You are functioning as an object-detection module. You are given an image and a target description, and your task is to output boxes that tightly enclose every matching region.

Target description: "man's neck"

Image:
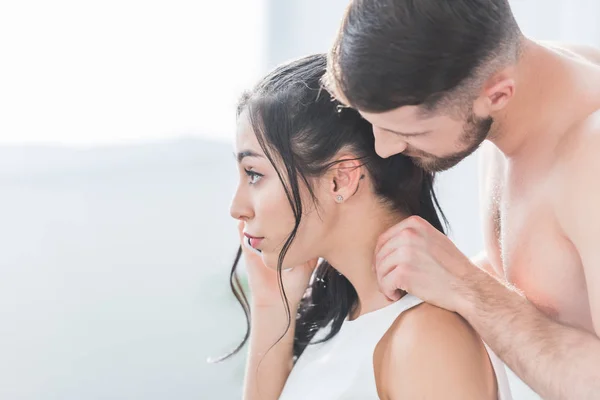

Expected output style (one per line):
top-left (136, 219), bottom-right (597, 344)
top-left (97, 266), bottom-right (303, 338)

top-left (489, 39), bottom-right (591, 159)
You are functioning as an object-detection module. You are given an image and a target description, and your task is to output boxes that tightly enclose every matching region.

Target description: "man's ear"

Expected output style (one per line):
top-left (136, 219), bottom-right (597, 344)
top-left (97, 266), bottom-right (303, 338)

top-left (473, 68), bottom-right (516, 116)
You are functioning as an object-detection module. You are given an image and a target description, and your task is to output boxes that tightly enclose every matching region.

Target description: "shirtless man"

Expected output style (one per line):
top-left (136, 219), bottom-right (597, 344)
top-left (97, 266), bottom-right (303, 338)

top-left (324, 1), bottom-right (600, 399)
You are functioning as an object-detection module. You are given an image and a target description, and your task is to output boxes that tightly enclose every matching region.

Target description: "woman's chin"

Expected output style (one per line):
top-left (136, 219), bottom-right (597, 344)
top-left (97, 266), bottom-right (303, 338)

top-left (261, 251), bottom-right (296, 272)
top-left (259, 252), bottom-right (279, 271)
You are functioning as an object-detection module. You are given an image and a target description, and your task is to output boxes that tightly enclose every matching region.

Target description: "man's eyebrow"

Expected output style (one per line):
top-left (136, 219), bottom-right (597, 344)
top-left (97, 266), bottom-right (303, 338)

top-left (381, 127), bottom-right (431, 137)
top-left (234, 150), bottom-right (264, 163)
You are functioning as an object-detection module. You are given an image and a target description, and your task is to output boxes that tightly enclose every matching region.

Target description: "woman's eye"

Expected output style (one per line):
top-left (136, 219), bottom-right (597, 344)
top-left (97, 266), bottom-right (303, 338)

top-left (244, 169), bottom-right (263, 185)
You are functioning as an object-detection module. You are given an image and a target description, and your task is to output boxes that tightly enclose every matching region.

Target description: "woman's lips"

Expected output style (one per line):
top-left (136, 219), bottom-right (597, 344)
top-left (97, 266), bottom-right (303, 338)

top-left (244, 233), bottom-right (264, 250)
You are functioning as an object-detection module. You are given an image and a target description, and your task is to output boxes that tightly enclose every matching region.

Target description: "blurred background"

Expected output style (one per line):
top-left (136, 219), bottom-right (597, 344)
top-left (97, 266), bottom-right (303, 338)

top-left (1, 0), bottom-right (598, 398)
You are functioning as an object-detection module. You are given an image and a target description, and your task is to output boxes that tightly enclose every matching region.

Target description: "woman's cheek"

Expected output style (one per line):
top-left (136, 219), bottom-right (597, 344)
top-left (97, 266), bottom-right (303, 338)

top-left (258, 188), bottom-right (295, 253)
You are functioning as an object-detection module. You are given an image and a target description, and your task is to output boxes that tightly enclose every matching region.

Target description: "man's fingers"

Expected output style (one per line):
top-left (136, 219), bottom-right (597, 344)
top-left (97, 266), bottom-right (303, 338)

top-left (375, 216), bottom-right (427, 254)
top-left (375, 224), bottom-right (405, 255)
top-left (374, 249), bottom-right (400, 282)
top-left (375, 237), bottom-right (402, 269)
top-left (374, 229), bottom-right (422, 269)
top-left (375, 252), bottom-right (413, 299)
top-left (379, 268), bottom-right (406, 301)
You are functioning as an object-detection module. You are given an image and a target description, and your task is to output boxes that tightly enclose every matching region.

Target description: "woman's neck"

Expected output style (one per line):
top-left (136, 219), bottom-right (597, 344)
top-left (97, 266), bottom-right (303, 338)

top-left (322, 205), bottom-right (407, 319)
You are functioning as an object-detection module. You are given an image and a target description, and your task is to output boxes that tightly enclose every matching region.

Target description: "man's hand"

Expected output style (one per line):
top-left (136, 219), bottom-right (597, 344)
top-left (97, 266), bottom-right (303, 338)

top-left (374, 215), bottom-right (492, 315)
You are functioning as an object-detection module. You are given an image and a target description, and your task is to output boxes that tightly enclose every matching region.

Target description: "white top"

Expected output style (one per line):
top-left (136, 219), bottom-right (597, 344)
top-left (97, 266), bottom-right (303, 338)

top-left (280, 294), bottom-right (512, 400)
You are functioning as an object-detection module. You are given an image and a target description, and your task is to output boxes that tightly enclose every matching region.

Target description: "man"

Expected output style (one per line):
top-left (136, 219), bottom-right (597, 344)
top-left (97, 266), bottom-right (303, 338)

top-left (324, 1), bottom-right (600, 399)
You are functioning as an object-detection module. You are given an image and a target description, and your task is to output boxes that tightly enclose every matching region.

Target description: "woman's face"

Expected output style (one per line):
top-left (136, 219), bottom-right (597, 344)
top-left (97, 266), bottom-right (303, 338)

top-left (230, 112), bottom-right (337, 270)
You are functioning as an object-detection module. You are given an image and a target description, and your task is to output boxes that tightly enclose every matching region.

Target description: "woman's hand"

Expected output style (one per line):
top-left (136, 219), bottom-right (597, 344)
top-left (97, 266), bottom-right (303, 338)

top-left (237, 222), bottom-right (317, 400)
top-left (238, 221), bottom-right (318, 309)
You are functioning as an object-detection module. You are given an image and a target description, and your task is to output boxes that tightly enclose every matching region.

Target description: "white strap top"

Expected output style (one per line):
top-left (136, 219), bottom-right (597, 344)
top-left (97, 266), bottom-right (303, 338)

top-left (279, 294), bottom-right (512, 399)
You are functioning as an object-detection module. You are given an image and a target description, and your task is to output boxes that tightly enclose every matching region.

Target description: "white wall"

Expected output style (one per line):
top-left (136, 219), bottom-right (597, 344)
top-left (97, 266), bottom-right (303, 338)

top-left (511, 0), bottom-right (600, 45)
top-left (0, 0), bottom-right (265, 146)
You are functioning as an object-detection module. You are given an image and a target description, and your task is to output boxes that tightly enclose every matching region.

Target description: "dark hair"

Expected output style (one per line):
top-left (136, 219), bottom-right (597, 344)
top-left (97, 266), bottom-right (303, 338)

top-left (325, 0), bottom-right (522, 113)
top-left (218, 54), bottom-right (446, 362)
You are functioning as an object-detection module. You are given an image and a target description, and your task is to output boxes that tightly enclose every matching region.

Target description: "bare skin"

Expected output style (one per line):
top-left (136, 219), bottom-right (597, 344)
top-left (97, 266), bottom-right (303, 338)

top-left (480, 41), bottom-right (600, 333)
top-left (365, 40), bottom-right (600, 400)
top-left (373, 302), bottom-right (497, 399)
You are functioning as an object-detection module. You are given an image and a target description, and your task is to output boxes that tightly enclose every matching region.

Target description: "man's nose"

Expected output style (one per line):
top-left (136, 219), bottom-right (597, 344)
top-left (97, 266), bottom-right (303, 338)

top-left (373, 127), bottom-right (408, 158)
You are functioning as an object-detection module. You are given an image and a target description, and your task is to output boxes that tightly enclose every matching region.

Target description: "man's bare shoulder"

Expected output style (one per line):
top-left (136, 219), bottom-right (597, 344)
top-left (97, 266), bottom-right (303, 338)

top-left (557, 109), bottom-right (600, 163)
top-left (554, 109), bottom-right (600, 215)
top-left (541, 40), bottom-right (600, 66)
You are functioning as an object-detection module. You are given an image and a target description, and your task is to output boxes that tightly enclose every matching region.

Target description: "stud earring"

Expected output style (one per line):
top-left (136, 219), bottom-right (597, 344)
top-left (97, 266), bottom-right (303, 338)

top-left (335, 195), bottom-right (344, 203)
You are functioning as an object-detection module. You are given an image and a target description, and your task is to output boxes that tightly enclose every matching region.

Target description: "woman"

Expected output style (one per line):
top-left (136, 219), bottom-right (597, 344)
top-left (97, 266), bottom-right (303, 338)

top-left (224, 54), bottom-right (511, 399)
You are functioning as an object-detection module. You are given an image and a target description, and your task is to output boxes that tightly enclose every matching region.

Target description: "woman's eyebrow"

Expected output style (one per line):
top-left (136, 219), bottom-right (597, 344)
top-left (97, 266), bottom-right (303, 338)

top-left (234, 150), bottom-right (265, 163)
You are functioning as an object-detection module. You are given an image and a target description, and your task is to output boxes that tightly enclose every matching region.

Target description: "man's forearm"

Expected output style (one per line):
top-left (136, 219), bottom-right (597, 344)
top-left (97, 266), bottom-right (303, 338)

top-left (461, 273), bottom-right (600, 400)
top-left (243, 304), bottom-right (295, 400)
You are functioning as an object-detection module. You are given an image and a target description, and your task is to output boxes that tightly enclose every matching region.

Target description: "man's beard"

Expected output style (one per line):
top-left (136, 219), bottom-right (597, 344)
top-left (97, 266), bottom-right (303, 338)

top-left (411, 113), bottom-right (493, 172)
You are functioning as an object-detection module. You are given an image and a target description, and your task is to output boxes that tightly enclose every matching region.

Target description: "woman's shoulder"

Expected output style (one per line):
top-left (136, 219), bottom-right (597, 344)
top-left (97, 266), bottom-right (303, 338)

top-left (390, 301), bottom-right (478, 344)
top-left (374, 302), bottom-right (497, 399)
top-left (375, 302), bottom-right (483, 368)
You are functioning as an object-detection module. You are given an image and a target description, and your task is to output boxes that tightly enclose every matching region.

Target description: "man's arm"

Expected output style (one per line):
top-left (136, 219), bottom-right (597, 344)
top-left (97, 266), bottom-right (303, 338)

top-left (376, 212), bottom-right (600, 399)
top-left (462, 271), bottom-right (600, 400)
top-left (471, 251), bottom-right (499, 278)
top-left (463, 121), bottom-right (600, 400)
top-left (375, 214), bottom-right (600, 399)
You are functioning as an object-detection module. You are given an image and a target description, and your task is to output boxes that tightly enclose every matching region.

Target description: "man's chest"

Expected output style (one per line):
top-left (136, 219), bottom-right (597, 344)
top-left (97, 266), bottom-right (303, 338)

top-left (487, 172), bottom-right (593, 332)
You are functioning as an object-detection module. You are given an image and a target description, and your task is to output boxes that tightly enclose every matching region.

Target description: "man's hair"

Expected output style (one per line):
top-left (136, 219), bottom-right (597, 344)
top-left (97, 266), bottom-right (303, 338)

top-left (324, 0), bottom-right (522, 113)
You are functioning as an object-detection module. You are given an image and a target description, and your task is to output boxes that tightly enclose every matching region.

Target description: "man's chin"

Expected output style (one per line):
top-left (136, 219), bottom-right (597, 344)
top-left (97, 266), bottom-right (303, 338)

top-left (412, 152), bottom-right (471, 172)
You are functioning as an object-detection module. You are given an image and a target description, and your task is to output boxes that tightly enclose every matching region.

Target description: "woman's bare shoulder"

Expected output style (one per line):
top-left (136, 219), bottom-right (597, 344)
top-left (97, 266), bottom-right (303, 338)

top-left (374, 303), bottom-right (497, 400)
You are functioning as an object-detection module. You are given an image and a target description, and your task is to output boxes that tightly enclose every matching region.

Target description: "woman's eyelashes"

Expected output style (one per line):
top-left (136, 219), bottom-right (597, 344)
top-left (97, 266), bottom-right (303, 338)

top-left (244, 168), bottom-right (264, 185)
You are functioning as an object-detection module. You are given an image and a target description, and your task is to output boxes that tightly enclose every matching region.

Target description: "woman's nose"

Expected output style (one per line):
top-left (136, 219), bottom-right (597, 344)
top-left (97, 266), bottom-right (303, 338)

top-left (230, 186), bottom-right (253, 221)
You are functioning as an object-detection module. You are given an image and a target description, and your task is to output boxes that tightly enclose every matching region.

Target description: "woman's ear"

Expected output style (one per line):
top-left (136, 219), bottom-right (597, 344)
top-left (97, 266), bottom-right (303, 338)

top-left (329, 156), bottom-right (363, 204)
